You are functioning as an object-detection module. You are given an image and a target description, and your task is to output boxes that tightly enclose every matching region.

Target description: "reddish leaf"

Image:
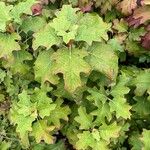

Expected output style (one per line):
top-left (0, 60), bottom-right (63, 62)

top-left (80, 2), bottom-right (93, 13)
top-left (31, 3), bottom-right (43, 16)
top-left (141, 31), bottom-right (150, 50)
top-left (127, 15), bottom-right (142, 27)
top-left (127, 6), bottom-right (150, 27)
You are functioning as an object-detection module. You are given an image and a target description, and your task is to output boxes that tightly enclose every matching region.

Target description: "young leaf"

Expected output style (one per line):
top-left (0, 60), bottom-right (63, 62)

top-left (0, 33), bottom-right (21, 58)
top-left (75, 106), bottom-right (93, 129)
top-left (10, 0), bottom-right (37, 23)
top-left (109, 97), bottom-right (131, 119)
top-left (132, 96), bottom-right (150, 117)
top-left (91, 102), bottom-right (112, 125)
top-left (88, 42), bottom-right (118, 80)
top-left (48, 99), bottom-right (71, 128)
top-left (34, 50), bottom-right (59, 84)
top-left (76, 131), bottom-right (108, 150)
top-left (33, 23), bottom-right (60, 50)
top-left (52, 48), bottom-right (91, 93)
top-left (130, 69), bottom-right (150, 96)
top-left (3, 50), bottom-right (32, 74)
top-left (9, 91), bottom-right (36, 147)
top-left (32, 88), bottom-right (56, 118)
top-left (75, 13), bottom-right (111, 45)
top-left (21, 16), bottom-right (47, 33)
top-left (76, 131), bottom-right (95, 150)
top-left (32, 120), bottom-right (55, 144)
top-left (50, 5), bottom-right (79, 43)
top-left (0, 2), bottom-right (12, 32)
top-left (140, 129), bottom-right (150, 150)
top-left (99, 122), bottom-right (121, 142)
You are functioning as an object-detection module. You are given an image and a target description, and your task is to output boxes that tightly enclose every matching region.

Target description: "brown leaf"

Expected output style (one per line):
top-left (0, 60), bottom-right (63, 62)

top-left (80, 2), bottom-right (93, 13)
top-left (133, 6), bottom-right (150, 24)
top-left (127, 15), bottom-right (142, 27)
top-left (141, 31), bottom-right (150, 50)
top-left (117, 0), bottom-right (137, 15)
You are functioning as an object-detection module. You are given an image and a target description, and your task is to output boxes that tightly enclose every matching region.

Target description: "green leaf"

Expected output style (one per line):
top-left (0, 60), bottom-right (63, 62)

top-left (0, 141), bottom-right (11, 150)
top-left (109, 97), bottom-right (131, 119)
top-left (3, 50), bottom-right (32, 74)
top-left (99, 122), bottom-right (121, 142)
top-left (10, 0), bottom-right (37, 23)
top-left (75, 106), bottom-right (93, 129)
top-left (10, 90), bottom-right (37, 147)
top-left (34, 50), bottom-right (59, 85)
top-left (129, 27), bottom-right (146, 41)
top-left (32, 120), bottom-right (55, 144)
top-left (132, 96), bottom-right (150, 117)
top-left (109, 74), bottom-right (131, 119)
top-left (76, 131), bottom-right (95, 150)
top-left (0, 69), bottom-right (6, 83)
top-left (141, 129), bottom-right (150, 150)
top-left (52, 48), bottom-right (91, 93)
top-left (91, 102), bottom-right (112, 125)
top-left (110, 73), bottom-right (130, 97)
top-left (75, 13), bottom-right (111, 45)
top-left (76, 131), bottom-right (108, 150)
top-left (88, 42), bottom-right (118, 80)
top-left (21, 16), bottom-right (47, 33)
top-left (50, 5), bottom-right (79, 43)
top-left (33, 23), bottom-right (61, 50)
top-left (0, 2), bottom-right (12, 32)
top-left (32, 88), bottom-right (56, 118)
top-left (112, 19), bottom-right (128, 33)
top-left (48, 99), bottom-right (71, 128)
top-left (87, 88), bottom-right (107, 106)
top-left (0, 33), bottom-right (21, 58)
top-left (129, 132), bottom-right (143, 150)
top-left (131, 69), bottom-right (150, 96)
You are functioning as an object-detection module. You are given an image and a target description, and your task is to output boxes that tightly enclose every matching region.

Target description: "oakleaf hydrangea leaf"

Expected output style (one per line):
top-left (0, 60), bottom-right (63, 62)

top-left (33, 23), bottom-right (60, 50)
top-left (130, 69), bottom-right (150, 96)
top-left (48, 99), bottom-right (71, 128)
top-left (0, 2), bottom-right (12, 32)
top-left (91, 102), bottom-right (112, 125)
top-left (32, 120), bottom-right (55, 144)
top-left (88, 42), bottom-right (118, 80)
top-left (76, 131), bottom-right (108, 150)
top-left (3, 50), bottom-right (32, 74)
top-left (75, 13), bottom-right (111, 45)
top-left (0, 33), bottom-right (21, 58)
top-left (21, 16), bottom-right (47, 33)
top-left (52, 48), bottom-right (91, 93)
top-left (34, 50), bottom-right (59, 84)
top-left (75, 106), bottom-right (93, 129)
top-left (87, 88), bottom-right (107, 106)
top-left (10, 91), bottom-right (37, 148)
top-left (99, 122), bottom-right (121, 142)
top-left (140, 129), bottom-right (150, 150)
top-left (129, 132), bottom-right (143, 150)
top-left (32, 88), bottom-right (56, 118)
top-left (132, 96), bottom-right (150, 117)
top-left (50, 5), bottom-right (79, 43)
top-left (76, 131), bottom-right (96, 150)
top-left (109, 97), bottom-right (131, 119)
top-left (10, 0), bottom-right (37, 23)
